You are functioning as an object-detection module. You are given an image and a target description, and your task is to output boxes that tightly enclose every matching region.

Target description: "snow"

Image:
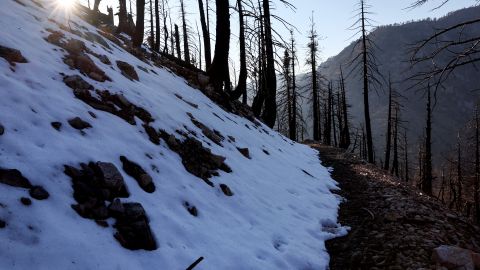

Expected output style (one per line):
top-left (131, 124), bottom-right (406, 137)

top-left (0, 0), bottom-right (346, 269)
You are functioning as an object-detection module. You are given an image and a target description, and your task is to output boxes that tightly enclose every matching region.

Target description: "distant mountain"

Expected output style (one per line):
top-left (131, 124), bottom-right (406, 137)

top-left (316, 5), bottom-right (480, 165)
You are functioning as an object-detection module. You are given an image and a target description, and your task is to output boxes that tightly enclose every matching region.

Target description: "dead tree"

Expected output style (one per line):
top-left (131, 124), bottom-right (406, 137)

top-left (404, 129), bottom-right (410, 182)
top-left (93, 0), bottom-right (101, 11)
top-left (391, 103), bottom-right (400, 177)
top-left (180, 0), bottom-right (190, 64)
top-left (154, 0), bottom-right (160, 51)
top-left (475, 106), bottom-right (480, 223)
top-left (421, 86), bottom-right (433, 196)
top-left (348, 0), bottom-right (382, 163)
top-left (149, 0), bottom-right (154, 49)
top-left (230, 0), bottom-right (248, 101)
top-left (307, 16), bottom-right (320, 141)
top-left (174, 24), bottom-right (181, 59)
top-left (197, 0), bottom-right (211, 69)
top-left (207, 0), bottom-right (231, 91)
top-left (132, 0), bottom-right (145, 47)
top-left (384, 75), bottom-right (393, 171)
top-left (290, 30), bottom-right (298, 141)
top-left (117, 0), bottom-right (130, 35)
top-left (339, 67), bottom-right (351, 149)
top-left (409, 0), bottom-right (480, 92)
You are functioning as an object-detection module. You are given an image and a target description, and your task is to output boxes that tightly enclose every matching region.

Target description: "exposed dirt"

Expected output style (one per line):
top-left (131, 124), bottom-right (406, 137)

top-left (310, 144), bottom-right (480, 270)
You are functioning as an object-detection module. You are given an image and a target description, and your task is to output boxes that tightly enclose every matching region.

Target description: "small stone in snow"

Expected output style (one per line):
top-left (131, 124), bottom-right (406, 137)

top-left (51, 122), bottom-right (62, 131)
top-left (20, 197), bottom-right (32, 206)
top-left (0, 124), bottom-right (4, 135)
top-left (29, 186), bottom-right (50, 200)
top-left (220, 184), bottom-right (234, 196)
top-left (68, 117), bottom-right (92, 130)
top-left (0, 219), bottom-right (5, 229)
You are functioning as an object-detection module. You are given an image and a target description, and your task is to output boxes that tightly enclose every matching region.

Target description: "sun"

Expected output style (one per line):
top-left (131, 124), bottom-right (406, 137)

top-left (56, 0), bottom-right (76, 10)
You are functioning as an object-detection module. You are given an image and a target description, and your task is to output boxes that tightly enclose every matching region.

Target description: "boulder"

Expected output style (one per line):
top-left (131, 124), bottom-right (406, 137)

top-left (237, 147), bottom-right (251, 159)
top-left (51, 121), bottom-right (62, 131)
top-left (63, 75), bottom-right (93, 90)
top-left (64, 39), bottom-right (86, 54)
top-left (68, 117), bottom-right (92, 130)
top-left (220, 184), bottom-right (234, 196)
top-left (432, 245), bottom-right (474, 270)
top-left (114, 202), bottom-right (157, 250)
top-left (0, 168), bottom-right (32, 188)
top-left (119, 156), bottom-right (155, 193)
top-left (29, 186), bottom-right (50, 200)
top-left (20, 197), bottom-right (32, 206)
top-left (108, 198), bottom-right (125, 217)
top-left (0, 45), bottom-right (28, 65)
top-left (116, 61), bottom-right (139, 81)
top-left (95, 162), bottom-right (126, 193)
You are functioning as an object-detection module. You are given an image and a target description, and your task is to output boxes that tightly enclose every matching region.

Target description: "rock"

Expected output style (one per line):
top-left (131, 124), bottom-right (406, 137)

top-left (97, 54), bottom-right (111, 65)
top-left (88, 72), bottom-right (104, 82)
top-left (114, 202), bottom-right (157, 250)
top-left (20, 197), bottom-right (32, 206)
top-left (0, 219), bottom-right (5, 228)
top-left (116, 61), bottom-right (139, 81)
top-left (143, 124), bottom-right (160, 145)
top-left (184, 202), bottom-right (198, 217)
top-left (46, 31), bottom-right (64, 46)
top-left (68, 117), bottom-right (92, 130)
top-left (0, 123), bottom-right (4, 135)
top-left (0, 45), bottom-right (28, 65)
top-left (237, 147), bottom-right (251, 159)
top-left (72, 54), bottom-right (109, 82)
top-left (220, 184), bottom-right (233, 196)
top-left (95, 220), bottom-right (109, 227)
top-left (29, 186), bottom-right (50, 200)
top-left (64, 39), bottom-right (86, 54)
top-left (472, 252), bottom-right (480, 268)
top-left (91, 205), bottom-right (109, 220)
top-left (119, 156), bottom-right (155, 193)
top-left (95, 162), bottom-right (126, 193)
top-left (63, 75), bottom-right (93, 90)
top-left (432, 245), bottom-right (474, 270)
top-left (0, 168), bottom-right (32, 188)
top-left (51, 121), bottom-right (62, 131)
top-left (108, 198), bottom-right (125, 217)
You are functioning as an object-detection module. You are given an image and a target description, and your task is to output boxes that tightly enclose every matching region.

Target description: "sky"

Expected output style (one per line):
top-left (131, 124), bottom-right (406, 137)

top-left (78, 0), bottom-right (475, 73)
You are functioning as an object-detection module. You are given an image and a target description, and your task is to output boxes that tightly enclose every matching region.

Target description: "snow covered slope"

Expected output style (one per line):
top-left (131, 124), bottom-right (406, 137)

top-left (0, 0), bottom-right (344, 269)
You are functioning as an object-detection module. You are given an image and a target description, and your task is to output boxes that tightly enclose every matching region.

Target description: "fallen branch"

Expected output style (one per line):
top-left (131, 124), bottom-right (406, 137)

top-left (186, 257), bottom-right (204, 270)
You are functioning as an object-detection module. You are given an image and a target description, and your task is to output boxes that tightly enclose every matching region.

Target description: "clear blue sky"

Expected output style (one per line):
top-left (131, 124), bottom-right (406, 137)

top-left (79, 0), bottom-right (475, 72)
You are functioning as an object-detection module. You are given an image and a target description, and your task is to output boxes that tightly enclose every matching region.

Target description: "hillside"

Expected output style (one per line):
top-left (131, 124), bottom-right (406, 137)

top-left (317, 5), bottom-right (480, 164)
top-left (0, 0), bottom-right (345, 269)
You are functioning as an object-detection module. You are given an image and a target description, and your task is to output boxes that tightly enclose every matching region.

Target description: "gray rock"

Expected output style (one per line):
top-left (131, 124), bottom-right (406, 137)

top-left (29, 186), bottom-right (49, 200)
top-left (0, 168), bottom-right (32, 188)
top-left (96, 162), bottom-right (125, 192)
top-left (63, 75), bottom-right (93, 90)
top-left (68, 117), bottom-right (92, 130)
top-left (432, 245), bottom-right (474, 270)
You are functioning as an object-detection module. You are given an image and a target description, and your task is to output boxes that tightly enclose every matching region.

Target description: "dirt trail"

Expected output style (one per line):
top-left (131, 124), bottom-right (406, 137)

top-left (310, 144), bottom-right (480, 270)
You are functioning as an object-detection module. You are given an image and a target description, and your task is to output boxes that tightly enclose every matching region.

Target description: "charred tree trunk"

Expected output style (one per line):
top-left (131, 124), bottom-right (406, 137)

top-left (180, 0), bottom-right (190, 64)
top-left (207, 0), bottom-right (230, 92)
top-left (149, 0), bottom-right (154, 49)
top-left (230, 0), bottom-right (247, 101)
top-left (154, 0), bottom-right (160, 51)
top-left (174, 24), bottom-right (181, 59)
top-left (384, 76), bottom-right (393, 171)
top-left (290, 34), bottom-right (297, 141)
top-left (391, 105), bottom-right (399, 177)
top-left (339, 67), bottom-right (350, 149)
top-left (475, 107), bottom-right (480, 223)
top-left (117, 0), bottom-right (130, 35)
top-left (93, 0), bottom-right (101, 11)
top-left (260, 0), bottom-right (277, 128)
top-left (132, 0), bottom-right (145, 48)
top-left (422, 86), bottom-right (433, 196)
top-left (198, 0), bottom-right (211, 69)
top-left (360, 0), bottom-right (374, 163)
top-left (404, 130), bottom-right (409, 183)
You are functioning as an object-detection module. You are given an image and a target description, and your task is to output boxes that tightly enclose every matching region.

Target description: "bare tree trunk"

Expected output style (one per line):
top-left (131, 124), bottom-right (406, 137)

top-left (197, 0), bottom-right (211, 69)
top-left (340, 67), bottom-right (350, 149)
top-left (260, 0), bottom-right (277, 128)
top-left (475, 106), bottom-right (480, 223)
top-left (360, 0), bottom-right (374, 163)
top-left (391, 105), bottom-right (399, 177)
top-left (207, 0), bottom-right (230, 91)
top-left (117, 0), bottom-right (129, 35)
top-left (154, 0), bottom-right (160, 51)
top-left (93, 0), bottom-right (101, 11)
top-left (404, 130), bottom-right (409, 183)
top-left (149, 0), bottom-right (154, 49)
top-left (132, 0), bottom-right (145, 48)
top-left (384, 76), bottom-right (393, 171)
top-left (230, 0), bottom-right (247, 101)
top-left (180, 0), bottom-right (190, 64)
top-left (290, 32), bottom-right (297, 141)
top-left (174, 24), bottom-right (181, 59)
top-left (422, 86), bottom-right (433, 195)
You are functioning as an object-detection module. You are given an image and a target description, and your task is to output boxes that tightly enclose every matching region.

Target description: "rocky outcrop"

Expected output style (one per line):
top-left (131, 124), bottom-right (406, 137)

top-left (65, 162), bottom-right (157, 250)
top-left (116, 61), bottom-right (139, 81)
top-left (0, 45), bottom-right (28, 65)
top-left (159, 131), bottom-right (231, 187)
top-left (0, 168), bottom-right (32, 188)
top-left (432, 245), bottom-right (480, 270)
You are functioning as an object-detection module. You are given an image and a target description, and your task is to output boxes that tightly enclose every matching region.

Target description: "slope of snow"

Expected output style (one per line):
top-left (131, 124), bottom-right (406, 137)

top-left (0, 0), bottom-right (345, 269)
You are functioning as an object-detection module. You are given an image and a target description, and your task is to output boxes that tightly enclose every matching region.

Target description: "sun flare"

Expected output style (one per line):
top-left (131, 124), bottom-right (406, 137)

top-left (56, 0), bottom-right (76, 10)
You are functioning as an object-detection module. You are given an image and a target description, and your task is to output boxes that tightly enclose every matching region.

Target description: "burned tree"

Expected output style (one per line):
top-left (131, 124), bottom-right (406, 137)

top-left (421, 86), bottom-right (433, 196)
top-left (307, 15), bottom-right (321, 141)
top-left (180, 0), bottom-right (190, 64)
top-left (207, 0), bottom-right (230, 91)
top-left (132, 0), bottom-right (145, 48)
top-left (197, 0), bottom-right (211, 69)
top-left (348, 0), bottom-right (382, 163)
